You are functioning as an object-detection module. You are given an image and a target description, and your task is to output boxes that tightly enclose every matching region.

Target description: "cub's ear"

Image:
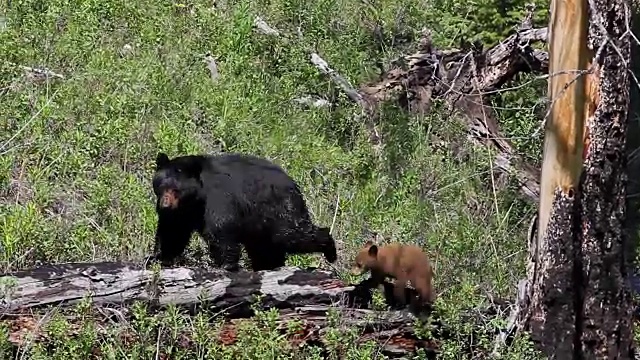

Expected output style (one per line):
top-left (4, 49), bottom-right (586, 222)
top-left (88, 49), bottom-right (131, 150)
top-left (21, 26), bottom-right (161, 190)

top-left (368, 244), bottom-right (378, 257)
top-left (156, 152), bottom-right (170, 170)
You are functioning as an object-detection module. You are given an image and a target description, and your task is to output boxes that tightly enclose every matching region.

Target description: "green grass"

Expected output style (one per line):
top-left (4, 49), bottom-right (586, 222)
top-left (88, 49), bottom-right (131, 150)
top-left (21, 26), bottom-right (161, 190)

top-left (1, 0), bottom-right (546, 357)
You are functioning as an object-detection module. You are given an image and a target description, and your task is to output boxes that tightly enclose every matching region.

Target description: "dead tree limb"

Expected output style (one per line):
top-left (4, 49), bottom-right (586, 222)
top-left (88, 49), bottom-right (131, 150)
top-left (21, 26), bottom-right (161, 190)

top-left (312, 24), bottom-right (549, 203)
top-left (368, 26), bottom-right (548, 203)
top-left (248, 12), bottom-right (545, 202)
top-left (0, 262), bottom-right (362, 318)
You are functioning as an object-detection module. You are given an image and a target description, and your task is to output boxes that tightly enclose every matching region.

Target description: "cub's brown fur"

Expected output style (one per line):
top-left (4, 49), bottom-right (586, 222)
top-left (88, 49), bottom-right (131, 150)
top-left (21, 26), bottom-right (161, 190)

top-left (351, 241), bottom-right (435, 308)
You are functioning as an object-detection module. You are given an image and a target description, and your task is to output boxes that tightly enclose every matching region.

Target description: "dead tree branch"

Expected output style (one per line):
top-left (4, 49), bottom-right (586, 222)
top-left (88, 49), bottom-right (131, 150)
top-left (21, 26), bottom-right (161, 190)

top-left (310, 24), bottom-right (549, 203)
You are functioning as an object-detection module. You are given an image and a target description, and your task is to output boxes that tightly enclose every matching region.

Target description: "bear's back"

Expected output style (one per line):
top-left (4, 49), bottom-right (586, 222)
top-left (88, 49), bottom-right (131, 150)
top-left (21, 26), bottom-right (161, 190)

top-left (203, 153), bottom-right (293, 186)
top-left (201, 153), bottom-right (303, 209)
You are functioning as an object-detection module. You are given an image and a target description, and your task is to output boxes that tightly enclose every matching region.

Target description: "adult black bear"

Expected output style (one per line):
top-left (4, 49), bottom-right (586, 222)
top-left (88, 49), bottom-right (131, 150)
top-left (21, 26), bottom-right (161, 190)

top-left (147, 152), bottom-right (338, 272)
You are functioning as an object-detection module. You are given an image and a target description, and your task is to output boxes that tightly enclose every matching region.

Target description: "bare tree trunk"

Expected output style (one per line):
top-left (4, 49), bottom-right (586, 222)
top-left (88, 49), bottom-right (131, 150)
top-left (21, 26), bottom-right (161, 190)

top-left (523, 0), bottom-right (591, 355)
top-left (521, 0), bottom-right (635, 356)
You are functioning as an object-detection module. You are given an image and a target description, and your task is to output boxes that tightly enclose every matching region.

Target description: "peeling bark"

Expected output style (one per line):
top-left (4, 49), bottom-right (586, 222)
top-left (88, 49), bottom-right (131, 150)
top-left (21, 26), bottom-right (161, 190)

top-left (536, 0), bottom-right (590, 242)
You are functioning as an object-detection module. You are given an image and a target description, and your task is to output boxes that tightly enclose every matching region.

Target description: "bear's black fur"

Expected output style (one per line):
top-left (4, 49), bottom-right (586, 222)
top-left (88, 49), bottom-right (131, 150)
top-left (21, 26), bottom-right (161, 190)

top-left (147, 152), bottom-right (338, 272)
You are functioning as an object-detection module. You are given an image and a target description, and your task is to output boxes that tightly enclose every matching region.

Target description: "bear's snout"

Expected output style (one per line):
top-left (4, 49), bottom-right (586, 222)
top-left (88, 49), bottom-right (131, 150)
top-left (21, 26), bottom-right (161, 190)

top-left (159, 189), bottom-right (180, 209)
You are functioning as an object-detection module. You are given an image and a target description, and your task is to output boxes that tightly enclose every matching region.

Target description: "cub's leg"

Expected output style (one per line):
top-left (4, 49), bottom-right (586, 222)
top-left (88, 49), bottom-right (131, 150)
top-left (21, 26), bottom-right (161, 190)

top-left (392, 273), bottom-right (410, 308)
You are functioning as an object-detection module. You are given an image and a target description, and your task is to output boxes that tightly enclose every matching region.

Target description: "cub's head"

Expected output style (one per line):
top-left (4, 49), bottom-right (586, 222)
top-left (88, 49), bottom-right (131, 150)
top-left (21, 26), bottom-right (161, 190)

top-left (351, 240), bottom-right (380, 275)
top-left (153, 152), bottom-right (204, 211)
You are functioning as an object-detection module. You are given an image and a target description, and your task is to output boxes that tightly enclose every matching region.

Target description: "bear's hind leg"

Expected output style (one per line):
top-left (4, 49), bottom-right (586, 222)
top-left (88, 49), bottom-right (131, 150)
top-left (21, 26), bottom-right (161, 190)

top-left (201, 194), bottom-right (250, 271)
top-left (250, 252), bottom-right (286, 271)
top-left (315, 226), bottom-right (337, 263)
top-left (273, 220), bottom-right (337, 263)
top-left (245, 241), bottom-right (287, 271)
top-left (391, 274), bottom-right (410, 309)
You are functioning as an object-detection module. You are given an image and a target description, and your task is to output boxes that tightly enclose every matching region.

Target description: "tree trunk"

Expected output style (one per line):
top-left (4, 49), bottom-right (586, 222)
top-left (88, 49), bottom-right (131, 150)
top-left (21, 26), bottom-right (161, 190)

top-left (521, 0), bottom-right (635, 356)
top-left (578, 0), bottom-right (635, 356)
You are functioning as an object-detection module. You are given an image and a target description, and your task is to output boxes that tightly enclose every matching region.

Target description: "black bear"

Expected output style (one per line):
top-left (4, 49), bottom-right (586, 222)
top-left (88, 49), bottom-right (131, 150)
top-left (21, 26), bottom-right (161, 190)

top-left (147, 151), bottom-right (338, 272)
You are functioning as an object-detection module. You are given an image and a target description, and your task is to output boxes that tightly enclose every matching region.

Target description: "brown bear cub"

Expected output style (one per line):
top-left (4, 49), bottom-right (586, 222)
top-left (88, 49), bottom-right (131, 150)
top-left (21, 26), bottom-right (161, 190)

top-left (351, 241), bottom-right (435, 310)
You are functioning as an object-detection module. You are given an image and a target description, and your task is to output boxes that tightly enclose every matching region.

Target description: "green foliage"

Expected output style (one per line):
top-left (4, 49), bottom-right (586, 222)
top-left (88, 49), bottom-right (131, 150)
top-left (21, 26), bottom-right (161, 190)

top-left (1, 0), bottom-right (547, 357)
top-left (492, 73), bottom-right (547, 166)
top-left (421, 0), bottom-right (550, 47)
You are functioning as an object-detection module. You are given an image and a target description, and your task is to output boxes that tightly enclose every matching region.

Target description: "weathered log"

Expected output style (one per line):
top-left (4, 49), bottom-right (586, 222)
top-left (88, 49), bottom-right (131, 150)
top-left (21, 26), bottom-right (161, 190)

top-left (0, 262), bottom-right (448, 358)
top-left (0, 262), bottom-right (364, 317)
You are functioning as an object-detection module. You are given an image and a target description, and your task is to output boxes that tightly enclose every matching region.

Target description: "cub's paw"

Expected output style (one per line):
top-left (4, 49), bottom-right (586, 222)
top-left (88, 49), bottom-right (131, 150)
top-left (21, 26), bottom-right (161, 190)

top-left (222, 263), bottom-right (240, 272)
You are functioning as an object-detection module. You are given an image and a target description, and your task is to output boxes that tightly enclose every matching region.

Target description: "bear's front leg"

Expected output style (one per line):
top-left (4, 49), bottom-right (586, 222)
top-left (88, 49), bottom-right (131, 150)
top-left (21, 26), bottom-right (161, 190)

top-left (142, 228), bottom-right (163, 266)
top-left (202, 194), bottom-right (244, 271)
top-left (144, 234), bottom-right (166, 265)
top-left (146, 215), bottom-right (193, 268)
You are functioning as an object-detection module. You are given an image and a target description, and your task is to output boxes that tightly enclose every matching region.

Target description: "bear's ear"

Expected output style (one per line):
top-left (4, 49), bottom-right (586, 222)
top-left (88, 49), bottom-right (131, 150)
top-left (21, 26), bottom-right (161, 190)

top-left (368, 244), bottom-right (378, 257)
top-left (156, 152), bottom-right (170, 170)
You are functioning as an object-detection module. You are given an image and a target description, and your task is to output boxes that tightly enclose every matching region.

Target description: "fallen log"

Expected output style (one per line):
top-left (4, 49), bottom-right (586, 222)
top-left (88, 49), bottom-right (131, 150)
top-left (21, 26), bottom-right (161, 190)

top-left (0, 262), bottom-right (366, 317)
top-left (3, 302), bottom-right (442, 358)
top-left (0, 262), bottom-right (518, 358)
top-left (0, 262), bottom-right (449, 358)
